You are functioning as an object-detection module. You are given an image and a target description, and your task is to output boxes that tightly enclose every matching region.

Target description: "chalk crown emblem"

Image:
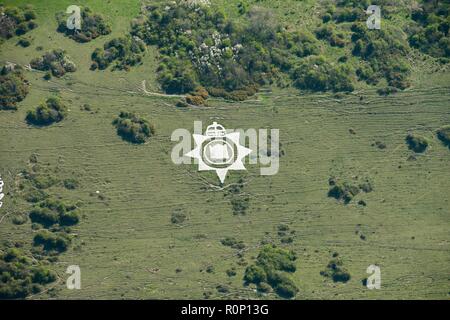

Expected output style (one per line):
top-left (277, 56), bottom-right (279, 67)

top-left (185, 122), bottom-right (252, 183)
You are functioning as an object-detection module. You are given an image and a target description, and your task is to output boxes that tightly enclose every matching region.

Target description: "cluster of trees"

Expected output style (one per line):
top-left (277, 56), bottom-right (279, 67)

top-left (112, 111), bottom-right (155, 144)
top-left (243, 245), bottom-right (298, 298)
top-left (56, 7), bottom-right (111, 43)
top-left (30, 49), bottom-right (77, 78)
top-left (318, 0), bottom-right (419, 92)
top-left (406, 133), bottom-right (429, 153)
top-left (30, 198), bottom-right (80, 228)
top-left (26, 97), bottom-right (67, 126)
top-left (19, 158), bottom-right (58, 204)
top-left (91, 36), bottom-right (146, 71)
top-left (315, 24), bottom-right (346, 47)
top-left (328, 176), bottom-right (373, 204)
top-left (0, 5), bottom-right (37, 40)
top-left (292, 55), bottom-right (354, 92)
top-left (320, 253), bottom-right (351, 283)
top-left (131, 2), bottom-right (354, 98)
top-left (33, 230), bottom-right (71, 253)
top-left (0, 64), bottom-right (29, 110)
top-left (0, 157), bottom-right (80, 299)
top-left (350, 23), bottom-right (410, 90)
top-left (408, 1), bottom-right (449, 60)
top-left (0, 248), bottom-right (57, 299)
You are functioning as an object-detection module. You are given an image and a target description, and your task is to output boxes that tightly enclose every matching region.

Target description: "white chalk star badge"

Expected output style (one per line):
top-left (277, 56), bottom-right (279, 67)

top-left (185, 122), bottom-right (252, 183)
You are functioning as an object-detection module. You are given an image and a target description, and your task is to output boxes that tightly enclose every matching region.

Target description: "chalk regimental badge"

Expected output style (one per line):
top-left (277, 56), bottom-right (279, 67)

top-left (185, 122), bottom-right (252, 183)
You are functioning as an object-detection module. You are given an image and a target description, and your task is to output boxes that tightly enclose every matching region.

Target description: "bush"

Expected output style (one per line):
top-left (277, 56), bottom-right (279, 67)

top-left (230, 196), bottom-right (250, 215)
top-left (328, 183), bottom-right (357, 204)
top-left (31, 266), bottom-right (57, 284)
top-left (29, 207), bottom-right (59, 227)
top-left (33, 230), bottom-right (70, 252)
top-left (29, 198), bottom-right (79, 227)
top-left (221, 237), bottom-right (245, 250)
top-left (437, 125), bottom-right (450, 147)
top-left (350, 22), bottom-right (411, 89)
top-left (17, 38), bottom-right (30, 47)
top-left (268, 272), bottom-right (299, 299)
top-left (406, 133), bottom-right (428, 153)
top-left (63, 178), bottom-right (79, 190)
top-left (292, 55), bottom-right (354, 92)
top-left (377, 86), bottom-right (398, 96)
top-left (328, 177), bottom-right (372, 204)
top-left (408, 2), bottom-right (450, 58)
top-left (243, 245), bottom-right (298, 298)
top-left (0, 248), bottom-right (56, 299)
top-left (315, 24), bottom-right (345, 47)
top-left (320, 254), bottom-right (351, 283)
top-left (171, 209), bottom-right (186, 224)
top-left (0, 64), bottom-right (29, 110)
top-left (56, 7), bottom-right (111, 43)
top-left (0, 5), bottom-right (38, 40)
top-left (30, 49), bottom-right (76, 77)
top-left (244, 265), bottom-right (267, 284)
top-left (112, 111), bottom-right (155, 144)
top-left (186, 94), bottom-right (205, 106)
top-left (26, 97), bottom-right (67, 126)
top-left (91, 36), bottom-right (146, 71)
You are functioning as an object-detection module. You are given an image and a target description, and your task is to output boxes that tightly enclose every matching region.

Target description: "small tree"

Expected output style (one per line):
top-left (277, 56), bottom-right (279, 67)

top-left (112, 111), bottom-right (155, 143)
top-left (26, 97), bottom-right (67, 126)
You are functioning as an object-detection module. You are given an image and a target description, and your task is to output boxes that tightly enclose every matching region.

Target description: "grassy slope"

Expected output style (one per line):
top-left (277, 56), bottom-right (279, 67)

top-left (0, 0), bottom-right (449, 299)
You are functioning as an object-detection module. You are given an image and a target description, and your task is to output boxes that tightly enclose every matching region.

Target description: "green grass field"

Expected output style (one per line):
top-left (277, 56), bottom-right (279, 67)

top-left (0, 0), bottom-right (449, 299)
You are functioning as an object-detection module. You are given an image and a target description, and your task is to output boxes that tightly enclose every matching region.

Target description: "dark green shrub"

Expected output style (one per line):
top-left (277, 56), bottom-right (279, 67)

top-left (315, 24), bottom-right (345, 47)
top-left (406, 133), bottom-right (429, 153)
top-left (112, 111), bottom-right (155, 144)
top-left (437, 125), bottom-right (450, 147)
top-left (350, 22), bottom-right (411, 89)
top-left (244, 245), bottom-right (298, 298)
top-left (56, 7), bottom-right (111, 43)
top-left (63, 178), bottom-right (78, 190)
top-left (30, 49), bottom-right (76, 77)
top-left (0, 248), bottom-right (56, 299)
top-left (31, 266), bottom-right (57, 284)
top-left (33, 230), bottom-right (70, 252)
top-left (91, 36), bottom-right (146, 71)
top-left (328, 184), bottom-right (353, 204)
top-left (320, 254), bottom-right (351, 283)
top-left (0, 64), bottom-right (29, 110)
top-left (268, 271), bottom-right (299, 299)
top-left (29, 207), bottom-right (59, 227)
top-left (292, 55), bottom-right (354, 92)
top-left (29, 198), bottom-right (79, 227)
top-left (230, 196), bottom-right (250, 215)
top-left (23, 188), bottom-right (48, 203)
top-left (17, 38), bottom-right (30, 47)
top-left (244, 265), bottom-right (267, 284)
top-left (0, 5), bottom-right (37, 40)
top-left (26, 97), bottom-right (67, 126)
top-left (226, 268), bottom-right (237, 277)
top-left (408, 1), bottom-right (450, 58)
top-left (221, 237), bottom-right (245, 250)
top-left (171, 209), bottom-right (186, 224)
top-left (256, 245), bottom-right (296, 273)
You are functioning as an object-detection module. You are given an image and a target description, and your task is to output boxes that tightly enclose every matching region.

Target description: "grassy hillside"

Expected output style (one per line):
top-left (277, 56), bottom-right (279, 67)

top-left (0, 0), bottom-right (449, 299)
